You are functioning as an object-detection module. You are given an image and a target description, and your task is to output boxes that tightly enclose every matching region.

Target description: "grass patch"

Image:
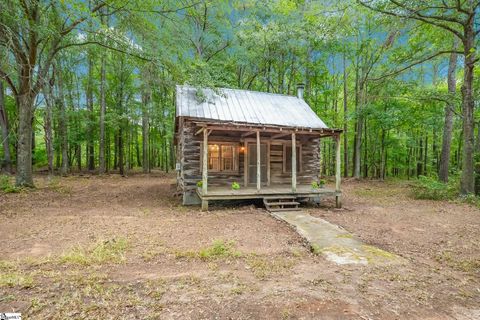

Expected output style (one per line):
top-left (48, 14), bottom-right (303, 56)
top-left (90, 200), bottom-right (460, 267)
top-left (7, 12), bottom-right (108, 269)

top-left (141, 247), bottom-right (167, 262)
top-left (246, 255), bottom-right (295, 279)
top-left (0, 175), bottom-right (21, 193)
top-left (174, 239), bottom-right (241, 261)
top-left (0, 271), bottom-right (34, 288)
top-left (362, 245), bottom-right (397, 260)
top-left (336, 233), bottom-right (353, 239)
top-left (311, 244), bottom-right (321, 255)
top-left (436, 250), bottom-right (480, 273)
top-left (60, 238), bottom-right (128, 266)
top-left (0, 260), bottom-right (34, 288)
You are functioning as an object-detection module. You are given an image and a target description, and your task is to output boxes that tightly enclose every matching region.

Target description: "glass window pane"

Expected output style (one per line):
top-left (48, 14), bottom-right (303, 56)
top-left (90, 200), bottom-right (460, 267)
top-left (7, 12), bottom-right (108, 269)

top-left (222, 145), bottom-right (234, 171)
top-left (208, 144), bottom-right (220, 171)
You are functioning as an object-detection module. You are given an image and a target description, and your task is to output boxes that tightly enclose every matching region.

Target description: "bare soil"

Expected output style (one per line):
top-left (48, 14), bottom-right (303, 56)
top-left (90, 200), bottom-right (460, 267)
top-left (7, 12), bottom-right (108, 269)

top-left (0, 174), bottom-right (479, 319)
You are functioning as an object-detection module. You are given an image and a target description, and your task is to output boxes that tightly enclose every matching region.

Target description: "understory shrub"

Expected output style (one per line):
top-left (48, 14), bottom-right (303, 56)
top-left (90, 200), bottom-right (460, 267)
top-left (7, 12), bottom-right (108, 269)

top-left (0, 175), bottom-right (20, 193)
top-left (412, 175), bottom-right (459, 200)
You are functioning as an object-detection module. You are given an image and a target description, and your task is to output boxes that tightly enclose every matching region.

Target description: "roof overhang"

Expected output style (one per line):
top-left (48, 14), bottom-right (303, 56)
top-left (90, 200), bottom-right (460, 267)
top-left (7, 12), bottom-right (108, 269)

top-left (188, 117), bottom-right (342, 137)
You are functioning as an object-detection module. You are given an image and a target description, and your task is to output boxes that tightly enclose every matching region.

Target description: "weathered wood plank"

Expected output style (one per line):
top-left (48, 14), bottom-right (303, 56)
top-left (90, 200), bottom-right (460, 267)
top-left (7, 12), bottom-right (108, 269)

top-left (256, 130), bottom-right (261, 191)
top-left (292, 133), bottom-right (296, 193)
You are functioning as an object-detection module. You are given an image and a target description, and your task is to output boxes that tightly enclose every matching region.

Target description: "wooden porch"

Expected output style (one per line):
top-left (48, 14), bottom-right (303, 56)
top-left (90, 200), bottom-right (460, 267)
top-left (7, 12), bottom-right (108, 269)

top-left (196, 184), bottom-right (340, 201)
top-left (194, 120), bottom-right (343, 211)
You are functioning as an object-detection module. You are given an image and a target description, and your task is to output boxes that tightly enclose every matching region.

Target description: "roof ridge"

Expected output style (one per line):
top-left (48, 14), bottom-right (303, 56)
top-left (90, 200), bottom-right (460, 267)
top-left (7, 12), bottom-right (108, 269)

top-left (177, 84), bottom-right (300, 99)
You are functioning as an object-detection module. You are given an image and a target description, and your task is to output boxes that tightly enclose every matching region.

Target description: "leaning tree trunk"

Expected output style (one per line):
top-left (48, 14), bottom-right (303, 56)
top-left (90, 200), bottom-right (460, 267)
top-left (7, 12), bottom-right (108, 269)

top-left (0, 80), bottom-right (12, 174)
top-left (460, 26), bottom-right (476, 195)
top-left (439, 41), bottom-right (458, 183)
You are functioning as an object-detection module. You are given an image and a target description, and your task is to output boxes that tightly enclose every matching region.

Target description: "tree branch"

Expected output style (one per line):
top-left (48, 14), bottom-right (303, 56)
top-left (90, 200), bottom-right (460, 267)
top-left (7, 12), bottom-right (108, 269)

top-left (59, 2), bottom-right (106, 36)
top-left (57, 41), bottom-right (152, 61)
top-left (357, 0), bottom-right (464, 40)
top-left (370, 50), bottom-right (461, 81)
top-left (0, 68), bottom-right (18, 96)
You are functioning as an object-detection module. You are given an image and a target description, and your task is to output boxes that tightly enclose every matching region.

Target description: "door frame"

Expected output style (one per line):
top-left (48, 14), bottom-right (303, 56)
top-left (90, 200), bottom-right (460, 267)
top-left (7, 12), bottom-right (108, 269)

top-left (244, 139), bottom-right (270, 187)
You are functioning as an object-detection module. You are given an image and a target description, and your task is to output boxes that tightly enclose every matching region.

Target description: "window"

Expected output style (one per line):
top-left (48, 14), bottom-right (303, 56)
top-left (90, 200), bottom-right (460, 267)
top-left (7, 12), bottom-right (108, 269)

top-left (221, 145), bottom-right (234, 171)
top-left (284, 145), bottom-right (301, 173)
top-left (201, 143), bottom-right (238, 172)
top-left (208, 144), bottom-right (220, 171)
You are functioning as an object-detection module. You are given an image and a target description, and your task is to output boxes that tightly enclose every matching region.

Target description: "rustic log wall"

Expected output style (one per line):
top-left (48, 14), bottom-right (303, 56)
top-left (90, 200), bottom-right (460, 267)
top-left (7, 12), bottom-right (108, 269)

top-left (270, 138), bottom-right (320, 185)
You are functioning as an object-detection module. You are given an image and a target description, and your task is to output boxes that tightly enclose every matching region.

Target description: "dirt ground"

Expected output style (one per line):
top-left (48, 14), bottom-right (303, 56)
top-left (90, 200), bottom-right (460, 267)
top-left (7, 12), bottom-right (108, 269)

top-left (0, 173), bottom-right (479, 319)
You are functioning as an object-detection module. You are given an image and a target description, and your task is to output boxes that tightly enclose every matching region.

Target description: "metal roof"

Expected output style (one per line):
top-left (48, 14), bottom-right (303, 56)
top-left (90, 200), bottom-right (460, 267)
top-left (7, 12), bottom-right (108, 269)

top-left (176, 85), bottom-right (329, 129)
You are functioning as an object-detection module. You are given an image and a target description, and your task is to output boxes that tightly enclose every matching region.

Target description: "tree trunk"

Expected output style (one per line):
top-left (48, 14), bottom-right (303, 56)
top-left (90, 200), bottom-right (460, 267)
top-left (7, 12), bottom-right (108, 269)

top-left (142, 90), bottom-right (150, 173)
top-left (86, 49), bottom-right (95, 171)
top-left (379, 129), bottom-right (386, 180)
top-left (55, 65), bottom-right (69, 176)
top-left (439, 41), bottom-right (458, 182)
top-left (15, 93), bottom-right (35, 187)
top-left (0, 80), bottom-right (12, 174)
top-left (417, 137), bottom-right (423, 177)
top-left (343, 51), bottom-right (348, 177)
top-left (43, 81), bottom-right (55, 176)
top-left (353, 76), bottom-right (365, 179)
top-left (460, 26), bottom-right (476, 194)
top-left (363, 117), bottom-right (368, 178)
top-left (98, 11), bottom-right (107, 174)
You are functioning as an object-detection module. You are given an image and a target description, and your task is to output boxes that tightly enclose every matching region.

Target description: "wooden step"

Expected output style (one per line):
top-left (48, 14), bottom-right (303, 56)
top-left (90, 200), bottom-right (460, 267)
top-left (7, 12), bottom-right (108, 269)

top-left (263, 195), bottom-right (297, 200)
top-left (268, 207), bottom-right (302, 212)
top-left (263, 196), bottom-right (300, 212)
top-left (264, 201), bottom-right (300, 206)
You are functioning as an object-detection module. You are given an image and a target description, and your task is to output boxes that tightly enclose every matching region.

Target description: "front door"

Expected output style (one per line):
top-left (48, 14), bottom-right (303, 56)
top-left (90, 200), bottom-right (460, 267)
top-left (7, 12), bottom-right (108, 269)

top-left (247, 143), bottom-right (268, 186)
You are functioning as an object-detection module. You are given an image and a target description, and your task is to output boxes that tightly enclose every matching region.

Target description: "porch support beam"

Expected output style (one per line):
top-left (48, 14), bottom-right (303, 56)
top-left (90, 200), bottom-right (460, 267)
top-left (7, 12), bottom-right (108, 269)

top-left (335, 134), bottom-right (342, 208)
top-left (195, 126), bottom-right (205, 135)
top-left (241, 131), bottom-right (256, 138)
top-left (202, 128), bottom-right (209, 210)
top-left (256, 130), bottom-right (261, 191)
top-left (292, 133), bottom-right (297, 193)
top-left (270, 132), bottom-right (290, 140)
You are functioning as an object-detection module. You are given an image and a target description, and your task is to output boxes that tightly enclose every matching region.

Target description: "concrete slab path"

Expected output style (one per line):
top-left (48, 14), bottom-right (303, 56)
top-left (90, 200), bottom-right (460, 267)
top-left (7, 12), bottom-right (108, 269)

top-left (270, 210), bottom-right (402, 265)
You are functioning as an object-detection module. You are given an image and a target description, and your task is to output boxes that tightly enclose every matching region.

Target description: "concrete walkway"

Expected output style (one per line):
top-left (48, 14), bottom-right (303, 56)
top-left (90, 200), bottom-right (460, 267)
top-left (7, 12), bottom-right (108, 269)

top-left (270, 210), bottom-right (402, 265)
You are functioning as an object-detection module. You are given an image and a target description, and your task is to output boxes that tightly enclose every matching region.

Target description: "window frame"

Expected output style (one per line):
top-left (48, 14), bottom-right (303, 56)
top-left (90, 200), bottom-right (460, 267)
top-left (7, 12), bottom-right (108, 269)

top-left (283, 143), bottom-right (302, 174)
top-left (200, 142), bottom-right (240, 173)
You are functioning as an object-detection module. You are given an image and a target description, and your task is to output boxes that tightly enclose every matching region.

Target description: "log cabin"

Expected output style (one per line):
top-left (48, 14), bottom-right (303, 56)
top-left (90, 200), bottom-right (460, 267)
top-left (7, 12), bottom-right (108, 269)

top-left (174, 84), bottom-right (342, 211)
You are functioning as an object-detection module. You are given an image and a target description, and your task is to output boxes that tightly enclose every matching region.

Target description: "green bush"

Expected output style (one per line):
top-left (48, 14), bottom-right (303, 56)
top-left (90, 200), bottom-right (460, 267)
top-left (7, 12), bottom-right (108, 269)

top-left (412, 175), bottom-right (458, 200)
top-left (311, 181), bottom-right (319, 189)
top-left (196, 181), bottom-right (203, 188)
top-left (0, 175), bottom-right (20, 193)
top-left (231, 181), bottom-right (240, 190)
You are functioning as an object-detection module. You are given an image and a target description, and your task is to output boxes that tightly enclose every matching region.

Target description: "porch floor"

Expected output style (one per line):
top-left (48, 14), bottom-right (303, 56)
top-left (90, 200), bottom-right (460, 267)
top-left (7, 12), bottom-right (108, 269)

top-left (196, 184), bottom-right (340, 201)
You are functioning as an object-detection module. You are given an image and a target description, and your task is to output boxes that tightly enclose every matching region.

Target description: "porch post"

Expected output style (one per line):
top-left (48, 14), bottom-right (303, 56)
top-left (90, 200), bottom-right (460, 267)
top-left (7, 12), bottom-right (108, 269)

top-left (256, 130), bottom-right (261, 191)
top-left (335, 134), bottom-right (342, 208)
top-left (292, 132), bottom-right (297, 193)
top-left (202, 128), bottom-right (208, 210)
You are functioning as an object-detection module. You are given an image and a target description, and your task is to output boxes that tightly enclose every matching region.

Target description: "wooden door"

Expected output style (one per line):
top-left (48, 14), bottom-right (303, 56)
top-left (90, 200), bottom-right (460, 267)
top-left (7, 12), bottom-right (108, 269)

top-left (247, 143), bottom-right (268, 186)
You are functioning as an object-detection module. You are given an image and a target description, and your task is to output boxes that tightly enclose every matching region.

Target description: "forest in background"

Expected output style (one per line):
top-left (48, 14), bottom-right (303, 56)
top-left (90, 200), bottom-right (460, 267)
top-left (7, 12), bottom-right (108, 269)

top-left (1, 0), bottom-right (480, 195)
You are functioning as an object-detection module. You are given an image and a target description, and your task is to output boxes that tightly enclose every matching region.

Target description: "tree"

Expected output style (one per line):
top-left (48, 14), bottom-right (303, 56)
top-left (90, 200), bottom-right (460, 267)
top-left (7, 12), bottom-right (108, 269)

top-left (358, 0), bottom-right (480, 194)
top-left (0, 0), bottom-right (106, 186)
top-left (0, 80), bottom-right (12, 174)
top-left (439, 40), bottom-right (459, 182)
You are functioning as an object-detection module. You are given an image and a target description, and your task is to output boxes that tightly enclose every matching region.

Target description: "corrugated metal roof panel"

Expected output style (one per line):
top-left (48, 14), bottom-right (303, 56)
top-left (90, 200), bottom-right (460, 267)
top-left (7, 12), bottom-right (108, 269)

top-left (176, 85), bottom-right (328, 129)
